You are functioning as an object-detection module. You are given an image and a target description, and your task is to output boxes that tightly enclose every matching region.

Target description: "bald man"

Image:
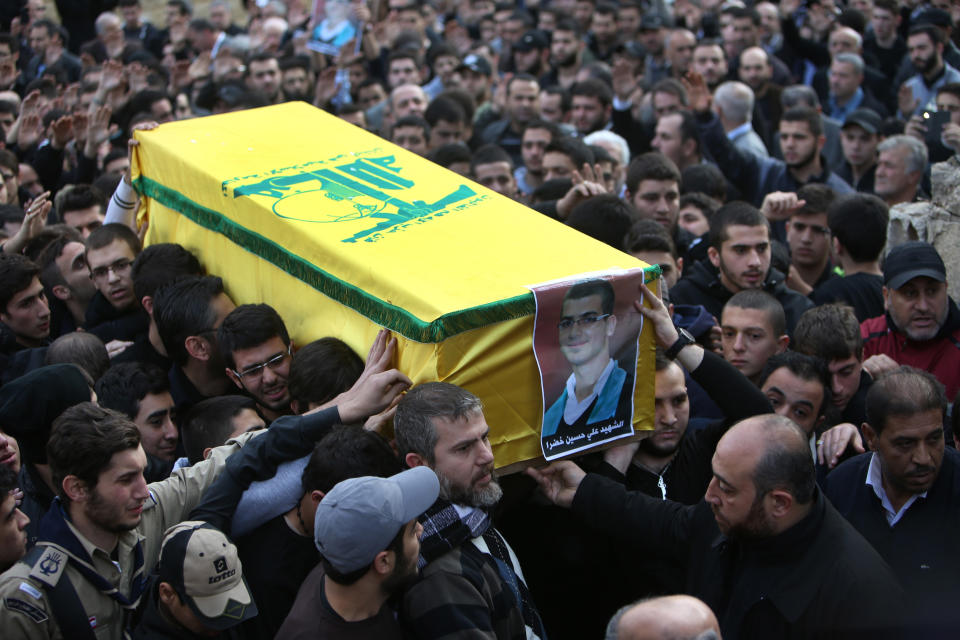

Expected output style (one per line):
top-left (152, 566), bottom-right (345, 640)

top-left (529, 414), bottom-right (906, 638)
top-left (607, 595), bottom-right (721, 640)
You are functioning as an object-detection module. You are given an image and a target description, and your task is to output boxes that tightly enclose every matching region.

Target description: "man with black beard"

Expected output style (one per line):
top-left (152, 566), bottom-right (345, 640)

top-left (541, 18), bottom-right (584, 90)
top-left (280, 56), bottom-right (313, 102)
top-left (529, 413), bottom-right (907, 638)
top-left (900, 25), bottom-right (960, 118)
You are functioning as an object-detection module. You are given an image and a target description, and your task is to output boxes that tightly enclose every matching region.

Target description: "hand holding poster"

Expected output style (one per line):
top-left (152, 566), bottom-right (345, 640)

top-left (530, 268), bottom-right (646, 460)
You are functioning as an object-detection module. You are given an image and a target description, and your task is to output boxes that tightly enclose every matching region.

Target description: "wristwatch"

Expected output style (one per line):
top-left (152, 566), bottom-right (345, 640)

top-left (664, 328), bottom-right (695, 360)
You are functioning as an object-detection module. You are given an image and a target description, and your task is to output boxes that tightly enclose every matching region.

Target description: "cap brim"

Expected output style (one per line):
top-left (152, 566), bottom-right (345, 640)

top-left (395, 466), bottom-right (441, 523)
top-left (886, 268), bottom-right (946, 290)
top-left (187, 575), bottom-right (258, 631)
top-left (842, 120), bottom-right (877, 134)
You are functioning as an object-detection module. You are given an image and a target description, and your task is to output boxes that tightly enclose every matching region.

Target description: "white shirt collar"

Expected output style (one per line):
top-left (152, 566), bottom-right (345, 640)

top-left (865, 452), bottom-right (928, 526)
top-left (726, 122), bottom-right (754, 141)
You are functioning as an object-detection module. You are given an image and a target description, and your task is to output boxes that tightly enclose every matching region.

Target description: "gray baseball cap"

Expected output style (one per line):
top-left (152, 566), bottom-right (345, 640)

top-left (314, 467), bottom-right (440, 573)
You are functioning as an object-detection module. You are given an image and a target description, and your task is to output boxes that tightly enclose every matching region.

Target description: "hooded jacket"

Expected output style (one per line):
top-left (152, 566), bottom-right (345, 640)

top-left (670, 260), bottom-right (813, 334)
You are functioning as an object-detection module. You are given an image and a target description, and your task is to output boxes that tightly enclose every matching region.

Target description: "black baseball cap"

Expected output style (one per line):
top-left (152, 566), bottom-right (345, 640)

top-left (640, 14), bottom-right (664, 30)
top-left (457, 53), bottom-right (492, 76)
top-left (883, 241), bottom-right (947, 290)
top-left (514, 30), bottom-right (549, 52)
top-left (842, 108), bottom-right (881, 135)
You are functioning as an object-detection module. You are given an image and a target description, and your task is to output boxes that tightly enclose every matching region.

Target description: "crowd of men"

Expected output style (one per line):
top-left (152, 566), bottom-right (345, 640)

top-left (0, 0), bottom-right (959, 637)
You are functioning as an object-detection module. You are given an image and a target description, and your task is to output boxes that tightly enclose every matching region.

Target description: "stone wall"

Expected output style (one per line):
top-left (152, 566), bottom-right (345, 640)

top-left (888, 157), bottom-right (960, 301)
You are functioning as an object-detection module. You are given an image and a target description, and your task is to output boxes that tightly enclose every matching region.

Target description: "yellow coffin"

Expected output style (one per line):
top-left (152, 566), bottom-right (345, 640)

top-left (131, 102), bottom-right (657, 469)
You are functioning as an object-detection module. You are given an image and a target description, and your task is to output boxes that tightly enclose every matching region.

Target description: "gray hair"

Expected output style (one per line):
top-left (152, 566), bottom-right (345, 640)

top-left (94, 11), bottom-right (120, 35)
top-left (584, 130), bottom-right (631, 165)
top-left (831, 26), bottom-right (863, 50)
top-left (833, 52), bottom-right (864, 75)
top-left (781, 84), bottom-right (820, 110)
top-left (878, 135), bottom-right (928, 174)
top-left (394, 382), bottom-right (483, 464)
top-left (714, 81), bottom-right (754, 125)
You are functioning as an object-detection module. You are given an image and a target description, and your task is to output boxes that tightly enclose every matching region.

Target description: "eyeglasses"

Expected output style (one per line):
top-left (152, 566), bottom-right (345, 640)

top-left (89, 258), bottom-right (132, 281)
top-left (231, 345), bottom-right (292, 381)
top-left (557, 313), bottom-right (611, 331)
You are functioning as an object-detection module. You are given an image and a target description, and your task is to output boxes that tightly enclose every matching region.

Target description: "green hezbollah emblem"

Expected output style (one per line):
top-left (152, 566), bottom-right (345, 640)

top-left (231, 154), bottom-right (481, 243)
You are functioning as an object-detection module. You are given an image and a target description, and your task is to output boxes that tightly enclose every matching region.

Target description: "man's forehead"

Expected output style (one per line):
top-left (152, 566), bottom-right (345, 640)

top-left (657, 114), bottom-right (682, 130)
top-left (790, 211), bottom-right (828, 225)
top-left (723, 224), bottom-right (769, 244)
top-left (543, 151), bottom-right (573, 166)
top-left (828, 355), bottom-right (861, 371)
top-left (475, 161), bottom-right (511, 177)
top-left (103, 445), bottom-right (148, 476)
top-left (779, 120), bottom-right (813, 135)
top-left (250, 59), bottom-right (278, 72)
top-left (638, 179), bottom-right (678, 194)
top-left (393, 86), bottom-right (423, 101)
top-left (59, 241), bottom-right (87, 264)
top-left (573, 95), bottom-right (601, 106)
top-left (722, 305), bottom-right (775, 331)
top-left (523, 128), bottom-right (552, 141)
top-left (562, 293), bottom-right (604, 315)
top-left (432, 410), bottom-right (486, 437)
top-left (763, 368), bottom-right (824, 403)
top-left (87, 239), bottom-right (134, 264)
top-left (138, 390), bottom-right (175, 414)
top-left (233, 335), bottom-right (287, 365)
top-left (654, 361), bottom-right (687, 393)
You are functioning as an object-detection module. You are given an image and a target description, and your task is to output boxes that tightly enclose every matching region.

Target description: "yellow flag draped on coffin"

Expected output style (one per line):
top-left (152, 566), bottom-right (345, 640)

top-left (131, 102), bottom-right (657, 470)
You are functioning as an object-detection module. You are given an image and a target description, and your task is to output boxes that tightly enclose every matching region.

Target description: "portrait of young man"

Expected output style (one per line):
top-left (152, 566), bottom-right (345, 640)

top-left (534, 277), bottom-right (640, 459)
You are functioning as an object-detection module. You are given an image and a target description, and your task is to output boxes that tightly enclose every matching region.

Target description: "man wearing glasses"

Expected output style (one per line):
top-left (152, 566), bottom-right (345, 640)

top-left (84, 223), bottom-right (146, 343)
top-left (219, 304), bottom-right (294, 423)
top-left (542, 279), bottom-right (628, 443)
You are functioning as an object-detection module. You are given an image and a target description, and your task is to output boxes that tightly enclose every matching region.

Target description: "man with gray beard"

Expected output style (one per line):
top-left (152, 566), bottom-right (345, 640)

top-left (396, 382), bottom-right (546, 640)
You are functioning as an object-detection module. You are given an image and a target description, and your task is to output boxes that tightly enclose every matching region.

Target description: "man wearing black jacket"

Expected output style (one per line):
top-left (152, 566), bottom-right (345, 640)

top-left (529, 413), bottom-right (907, 639)
top-left (825, 366), bottom-right (960, 637)
top-left (670, 201), bottom-right (813, 334)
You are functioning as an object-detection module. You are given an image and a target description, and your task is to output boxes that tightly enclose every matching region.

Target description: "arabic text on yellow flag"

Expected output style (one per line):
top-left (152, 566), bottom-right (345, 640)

top-left (131, 102), bottom-right (657, 469)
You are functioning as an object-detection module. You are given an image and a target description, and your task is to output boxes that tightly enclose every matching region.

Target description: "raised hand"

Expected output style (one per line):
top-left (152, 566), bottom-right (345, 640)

top-left (760, 191), bottom-right (806, 221)
top-left (682, 71), bottom-right (712, 115)
top-left (898, 83), bottom-right (919, 118)
top-left (84, 104), bottom-right (114, 158)
top-left (16, 113), bottom-right (42, 149)
top-left (612, 57), bottom-right (640, 102)
top-left (4, 191), bottom-right (50, 255)
top-left (556, 165), bottom-right (608, 219)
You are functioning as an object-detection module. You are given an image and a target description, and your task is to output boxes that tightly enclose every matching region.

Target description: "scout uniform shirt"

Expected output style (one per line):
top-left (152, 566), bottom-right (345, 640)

top-left (0, 431), bottom-right (259, 639)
